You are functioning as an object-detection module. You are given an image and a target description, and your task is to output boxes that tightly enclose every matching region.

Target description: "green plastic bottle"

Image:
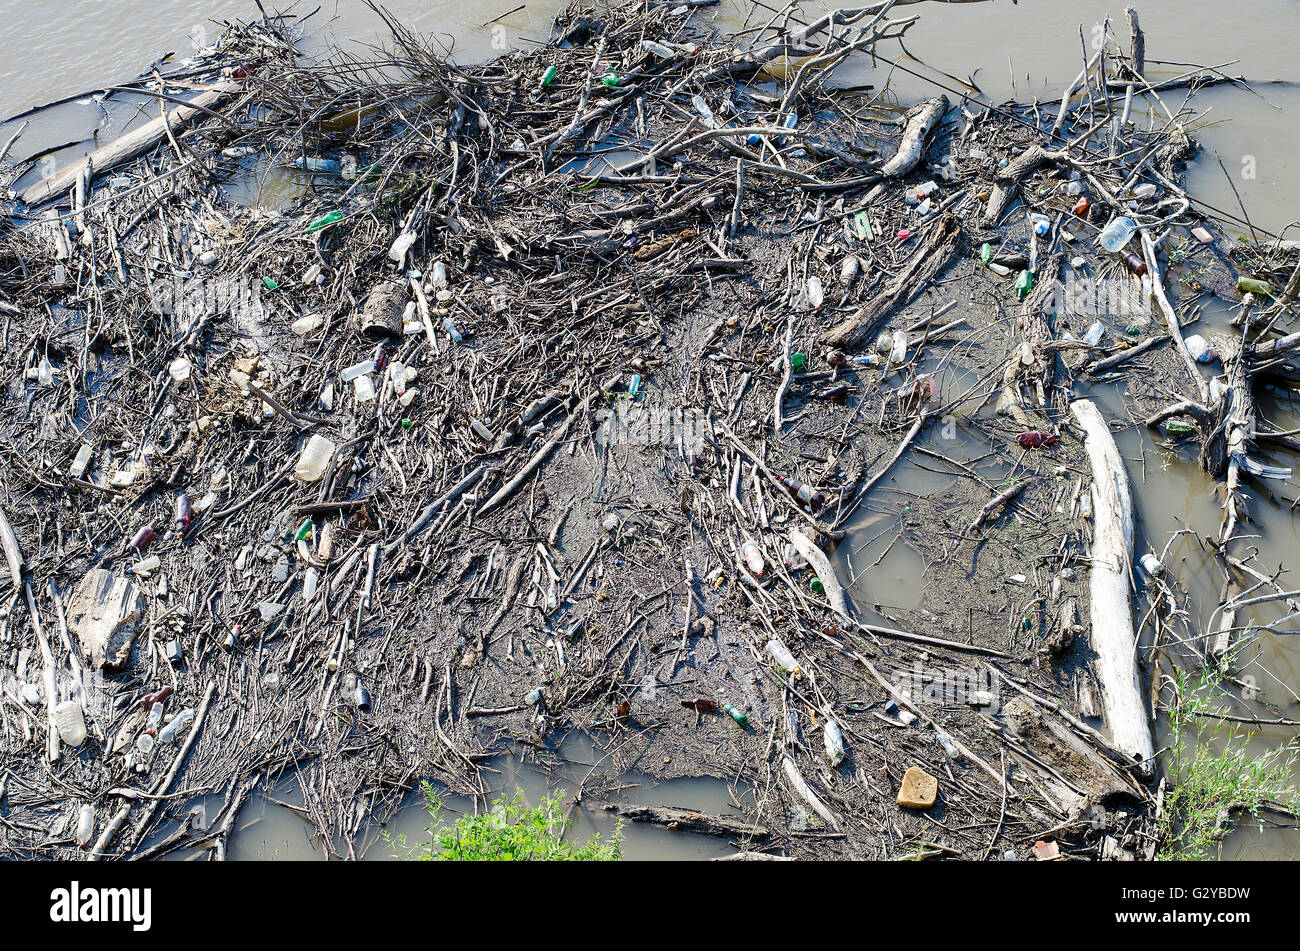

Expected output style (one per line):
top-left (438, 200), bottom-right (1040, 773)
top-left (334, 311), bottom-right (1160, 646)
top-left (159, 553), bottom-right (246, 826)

top-left (1015, 269), bottom-right (1034, 300)
top-left (723, 703), bottom-right (749, 728)
top-left (1237, 277), bottom-right (1274, 297)
top-left (307, 210), bottom-right (343, 234)
top-left (540, 65), bottom-right (557, 88)
top-left (980, 242), bottom-right (992, 264)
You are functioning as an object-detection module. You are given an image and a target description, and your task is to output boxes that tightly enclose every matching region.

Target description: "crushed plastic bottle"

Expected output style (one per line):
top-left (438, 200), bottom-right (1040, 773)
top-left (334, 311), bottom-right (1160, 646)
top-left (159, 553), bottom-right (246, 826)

top-left (158, 708), bottom-right (195, 744)
top-left (806, 275), bottom-right (824, 310)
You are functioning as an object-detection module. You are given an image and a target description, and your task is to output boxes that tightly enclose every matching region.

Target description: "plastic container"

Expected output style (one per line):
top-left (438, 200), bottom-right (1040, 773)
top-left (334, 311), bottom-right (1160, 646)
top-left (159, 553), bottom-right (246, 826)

top-left (889, 330), bottom-right (907, 365)
top-left (1083, 321), bottom-right (1105, 346)
top-left (54, 700), bottom-right (87, 747)
top-left (740, 539), bottom-right (765, 577)
top-left (1030, 213), bottom-right (1051, 237)
top-left (1097, 216), bottom-right (1137, 253)
top-left (294, 434), bottom-right (336, 483)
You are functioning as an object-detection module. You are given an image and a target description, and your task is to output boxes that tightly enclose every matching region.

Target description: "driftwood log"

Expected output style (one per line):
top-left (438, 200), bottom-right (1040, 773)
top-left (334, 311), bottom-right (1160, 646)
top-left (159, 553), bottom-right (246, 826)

top-left (21, 82), bottom-right (240, 206)
top-left (880, 94), bottom-right (948, 177)
top-left (1069, 398), bottom-right (1155, 772)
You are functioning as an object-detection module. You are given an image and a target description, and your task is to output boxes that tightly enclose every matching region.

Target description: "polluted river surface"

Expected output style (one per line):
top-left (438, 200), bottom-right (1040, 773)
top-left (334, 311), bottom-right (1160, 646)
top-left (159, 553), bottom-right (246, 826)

top-left (1, 0), bottom-right (1299, 861)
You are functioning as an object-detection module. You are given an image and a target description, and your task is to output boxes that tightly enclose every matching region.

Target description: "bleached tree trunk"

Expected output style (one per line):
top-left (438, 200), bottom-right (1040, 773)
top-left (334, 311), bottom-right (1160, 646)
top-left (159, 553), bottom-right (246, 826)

top-left (1070, 399), bottom-right (1155, 773)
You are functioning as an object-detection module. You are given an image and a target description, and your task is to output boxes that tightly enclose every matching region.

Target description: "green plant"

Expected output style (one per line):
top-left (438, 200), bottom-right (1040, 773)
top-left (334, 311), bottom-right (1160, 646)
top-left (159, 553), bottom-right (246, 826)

top-left (1157, 665), bottom-right (1300, 860)
top-left (391, 783), bottom-right (622, 861)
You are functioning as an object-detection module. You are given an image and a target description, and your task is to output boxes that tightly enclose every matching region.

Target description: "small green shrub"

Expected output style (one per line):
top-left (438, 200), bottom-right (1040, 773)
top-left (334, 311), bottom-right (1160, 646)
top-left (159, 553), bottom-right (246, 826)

top-left (392, 783), bottom-right (621, 861)
top-left (1157, 666), bottom-right (1300, 860)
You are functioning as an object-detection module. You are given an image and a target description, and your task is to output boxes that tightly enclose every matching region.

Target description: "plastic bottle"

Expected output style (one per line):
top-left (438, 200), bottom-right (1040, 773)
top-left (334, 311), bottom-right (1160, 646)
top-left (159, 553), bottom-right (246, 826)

top-left (740, 539), bottom-right (765, 577)
top-left (1029, 213), bottom-right (1051, 237)
top-left (1115, 250), bottom-right (1145, 276)
top-left (526, 686), bottom-right (546, 706)
top-left (169, 357), bottom-right (193, 382)
top-left (175, 492), bottom-right (193, 538)
top-left (158, 709), bottom-right (195, 744)
top-left (76, 805), bottom-right (96, 848)
top-left (806, 276), bottom-right (824, 310)
top-left (936, 729), bottom-right (961, 760)
top-left (127, 520), bottom-right (159, 553)
top-left (307, 211), bottom-right (342, 234)
top-left (145, 701), bottom-right (165, 735)
top-left (292, 312), bottom-right (324, 335)
top-left (766, 639), bottom-right (801, 676)
top-left (889, 330), bottom-right (907, 365)
top-left (1097, 216), bottom-right (1137, 253)
top-left (302, 566), bottom-right (320, 603)
top-left (389, 232), bottom-right (418, 263)
top-left (340, 360), bottom-right (375, 382)
top-left (127, 555), bottom-right (160, 576)
top-left (1237, 277), bottom-right (1274, 297)
top-left (1015, 269), bottom-right (1034, 300)
top-left (824, 718), bottom-right (846, 767)
top-left (681, 698), bottom-right (719, 713)
top-left (54, 700), bottom-right (87, 747)
top-left (722, 703), bottom-right (749, 727)
top-left (780, 476), bottom-right (826, 511)
top-left (294, 434), bottom-right (336, 483)
top-left (782, 542), bottom-right (807, 570)
top-left (540, 65), bottom-right (557, 88)
top-left (293, 157), bottom-right (340, 174)
top-left (1083, 321), bottom-right (1105, 346)
top-left (691, 95), bottom-right (718, 129)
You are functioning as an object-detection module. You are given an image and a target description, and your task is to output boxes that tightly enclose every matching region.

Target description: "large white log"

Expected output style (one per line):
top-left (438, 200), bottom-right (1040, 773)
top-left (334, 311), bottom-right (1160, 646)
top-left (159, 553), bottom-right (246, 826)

top-left (1069, 399), bottom-right (1154, 772)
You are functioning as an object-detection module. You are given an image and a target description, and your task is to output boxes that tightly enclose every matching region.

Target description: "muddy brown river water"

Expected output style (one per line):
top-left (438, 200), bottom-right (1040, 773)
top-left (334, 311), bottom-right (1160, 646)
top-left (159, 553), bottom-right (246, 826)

top-left (3, 0), bottom-right (1298, 860)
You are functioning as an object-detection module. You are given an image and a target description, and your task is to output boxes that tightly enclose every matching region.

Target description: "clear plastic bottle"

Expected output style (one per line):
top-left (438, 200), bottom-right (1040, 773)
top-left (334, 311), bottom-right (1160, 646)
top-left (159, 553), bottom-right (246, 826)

top-left (158, 709), bottom-right (194, 744)
top-left (1097, 215), bottom-right (1137, 253)
top-left (766, 639), bottom-right (801, 676)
